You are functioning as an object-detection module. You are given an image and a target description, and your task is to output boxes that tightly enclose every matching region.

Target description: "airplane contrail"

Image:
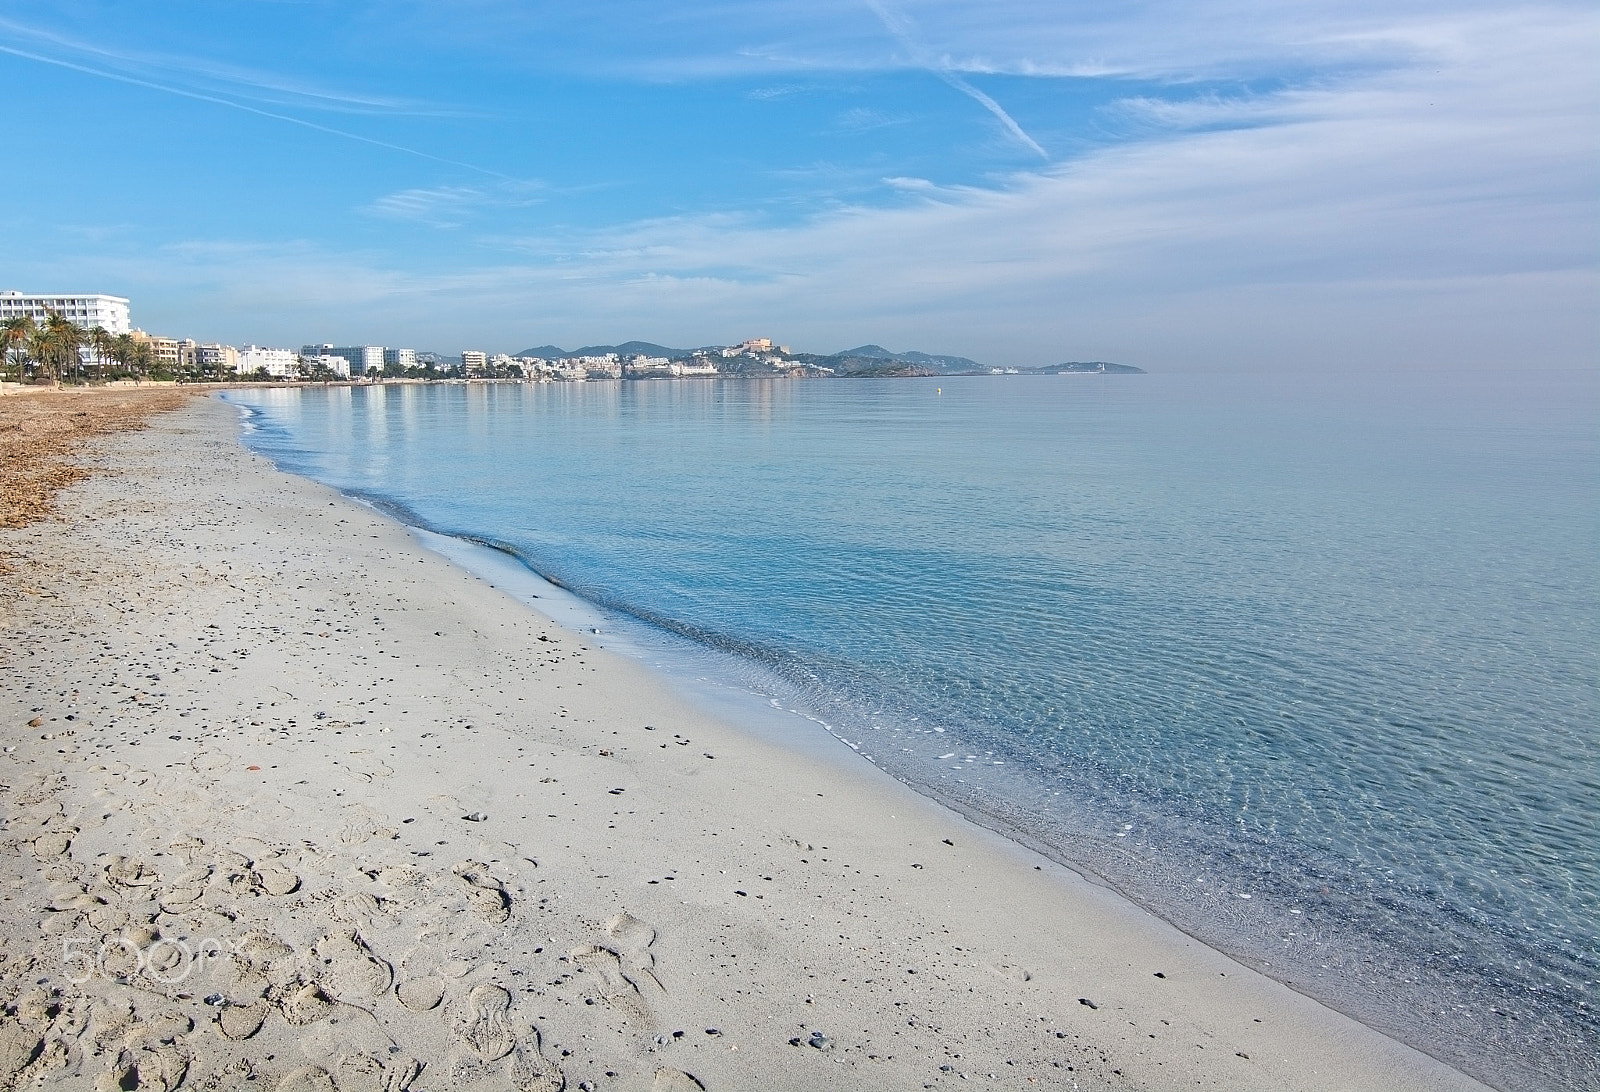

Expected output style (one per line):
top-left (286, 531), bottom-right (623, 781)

top-left (863, 0), bottom-right (1049, 161)
top-left (0, 43), bottom-right (509, 179)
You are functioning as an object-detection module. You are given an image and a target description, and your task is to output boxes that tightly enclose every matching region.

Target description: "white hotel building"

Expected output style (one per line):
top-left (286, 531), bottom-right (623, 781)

top-left (0, 291), bottom-right (131, 335)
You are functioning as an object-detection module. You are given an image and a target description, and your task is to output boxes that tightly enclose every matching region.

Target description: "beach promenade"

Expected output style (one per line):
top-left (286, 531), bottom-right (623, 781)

top-left (0, 391), bottom-right (1487, 1091)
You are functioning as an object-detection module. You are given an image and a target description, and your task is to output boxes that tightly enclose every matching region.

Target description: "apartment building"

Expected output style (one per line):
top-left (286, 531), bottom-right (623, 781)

top-left (0, 291), bottom-right (131, 335)
top-left (303, 354), bottom-right (353, 378)
top-left (131, 331), bottom-right (197, 371)
top-left (238, 345), bottom-right (297, 378)
top-left (197, 344), bottom-right (240, 374)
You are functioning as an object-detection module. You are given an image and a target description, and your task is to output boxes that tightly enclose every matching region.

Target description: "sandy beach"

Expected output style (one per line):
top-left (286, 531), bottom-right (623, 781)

top-left (0, 391), bottom-right (1490, 1092)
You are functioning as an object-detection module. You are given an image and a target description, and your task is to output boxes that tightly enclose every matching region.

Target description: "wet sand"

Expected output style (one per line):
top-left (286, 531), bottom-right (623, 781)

top-left (0, 393), bottom-right (1488, 1091)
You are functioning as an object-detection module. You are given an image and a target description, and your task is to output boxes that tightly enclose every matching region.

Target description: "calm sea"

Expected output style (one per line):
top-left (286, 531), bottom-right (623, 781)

top-left (225, 367), bottom-right (1598, 1091)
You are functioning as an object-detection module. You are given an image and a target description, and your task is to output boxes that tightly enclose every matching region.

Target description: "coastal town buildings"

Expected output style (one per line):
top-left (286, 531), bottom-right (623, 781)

top-left (237, 345), bottom-right (299, 378)
top-left (0, 291), bottom-right (131, 335)
top-left (304, 354), bottom-right (353, 378)
top-left (197, 344), bottom-right (239, 374)
top-left (623, 355), bottom-right (674, 377)
top-left (3, 301), bottom-right (816, 385)
top-left (131, 332), bottom-right (197, 372)
top-left (672, 358), bottom-right (719, 377)
top-left (302, 344), bottom-right (385, 376)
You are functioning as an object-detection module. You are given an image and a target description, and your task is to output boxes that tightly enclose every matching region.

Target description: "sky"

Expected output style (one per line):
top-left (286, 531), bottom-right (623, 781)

top-left (2, 1), bottom-right (1595, 369)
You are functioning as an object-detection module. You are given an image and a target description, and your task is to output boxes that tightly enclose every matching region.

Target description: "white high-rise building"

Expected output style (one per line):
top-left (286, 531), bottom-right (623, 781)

top-left (238, 345), bottom-right (298, 379)
top-left (0, 292), bottom-right (131, 335)
top-left (302, 344), bottom-right (385, 376)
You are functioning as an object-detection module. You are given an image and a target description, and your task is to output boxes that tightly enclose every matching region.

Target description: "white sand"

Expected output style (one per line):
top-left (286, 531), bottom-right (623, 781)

top-left (0, 396), bottom-right (1489, 1092)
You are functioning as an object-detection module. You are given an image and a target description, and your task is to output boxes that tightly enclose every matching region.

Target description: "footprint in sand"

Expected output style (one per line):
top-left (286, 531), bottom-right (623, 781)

top-left (334, 891), bottom-right (402, 930)
top-left (275, 980), bottom-right (334, 1026)
top-left (192, 1057), bottom-right (261, 1090)
top-left (606, 911), bottom-right (665, 992)
top-left (158, 865), bottom-right (213, 912)
top-left (249, 859), bottom-right (301, 896)
top-left (102, 854), bottom-right (160, 890)
top-left (311, 928), bottom-right (393, 1002)
top-left (190, 752), bottom-right (231, 774)
top-left (986, 960), bottom-right (1033, 983)
top-left (607, 910), bottom-right (655, 952)
top-left (47, 883), bottom-right (105, 913)
top-left (370, 863), bottom-right (427, 889)
top-left (456, 982), bottom-right (516, 1061)
top-left (652, 1067), bottom-right (707, 1091)
top-left (31, 829), bottom-right (75, 858)
top-left (95, 1041), bottom-right (190, 1092)
top-left (216, 1002), bottom-right (267, 1041)
top-left (273, 1065), bottom-right (336, 1092)
top-left (396, 976), bottom-right (446, 1012)
top-left (569, 945), bottom-right (653, 1022)
top-left (337, 806), bottom-right (399, 846)
top-left (381, 1055), bottom-right (423, 1092)
top-left (508, 1028), bottom-right (565, 1092)
top-left (453, 860), bottom-right (512, 923)
top-left (332, 1053), bottom-right (419, 1092)
top-left (237, 929), bottom-right (296, 971)
top-left (166, 835), bottom-right (209, 863)
top-left (0, 992), bottom-right (74, 1085)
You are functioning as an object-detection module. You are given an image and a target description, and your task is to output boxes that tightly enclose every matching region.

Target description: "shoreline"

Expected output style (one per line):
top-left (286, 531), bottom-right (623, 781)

top-left (0, 394), bottom-right (1490, 1091)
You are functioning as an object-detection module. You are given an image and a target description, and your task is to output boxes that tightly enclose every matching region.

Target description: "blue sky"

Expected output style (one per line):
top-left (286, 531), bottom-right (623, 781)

top-left (2, 1), bottom-right (1594, 368)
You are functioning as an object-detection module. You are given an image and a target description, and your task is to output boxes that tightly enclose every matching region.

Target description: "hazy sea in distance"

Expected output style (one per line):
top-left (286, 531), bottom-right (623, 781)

top-left (226, 366), bottom-right (1598, 1091)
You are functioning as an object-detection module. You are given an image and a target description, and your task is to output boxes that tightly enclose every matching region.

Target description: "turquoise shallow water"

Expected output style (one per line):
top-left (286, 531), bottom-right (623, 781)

top-left (226, 367), bottom-right (1598, 1090)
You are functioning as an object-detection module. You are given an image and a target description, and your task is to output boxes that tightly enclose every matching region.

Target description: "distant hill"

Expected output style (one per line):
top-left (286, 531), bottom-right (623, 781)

top-left (827, 345), bottom-right (985, 374)
top-left (499, 340), bottom-right (1135, 375)
top-left (1024, 361), bottom-right (1145, 374)
top-left (514, 341), bottom-right (686, 359)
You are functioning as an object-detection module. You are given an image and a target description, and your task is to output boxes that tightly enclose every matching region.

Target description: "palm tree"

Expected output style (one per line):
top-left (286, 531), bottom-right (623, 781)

top-left (24, 312), bottom-right (85, 385)
top-left (86, 326), bottom-right (114, 381)
top-left (1, 315), bottom-right (35, 382)
top-left (109, 332), bottom-right (136, 379)
top-left (128, 338), bottom-right (154, 380)
top-left (25, 324), bottom-right (54, 383)
top-left (50, 312), bottom-right (85, 384)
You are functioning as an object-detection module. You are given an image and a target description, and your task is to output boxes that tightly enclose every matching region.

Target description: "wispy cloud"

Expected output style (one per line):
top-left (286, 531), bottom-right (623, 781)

top-left (0, 15), bottom-right (501, 175)
top-left (833, 106), bottom-right (908, 134)
top-left (363, 182), bottom-right (547, 228)
top-left (861, 0), bottom-right (1049, 159)
top-left (0, 17), bottom-right (455, 116)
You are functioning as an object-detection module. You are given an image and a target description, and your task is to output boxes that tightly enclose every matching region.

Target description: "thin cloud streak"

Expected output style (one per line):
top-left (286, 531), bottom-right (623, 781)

top-left (933, 71), bottom-right (1049, 159)
top-left (862, 0), bottom-right (1049, 159)
top-left (0, 43), bottom-right (509, 179)
top-left (363, 181), bottom-right (547, 228)
top-left (0, 16), bottom-right (458, 116)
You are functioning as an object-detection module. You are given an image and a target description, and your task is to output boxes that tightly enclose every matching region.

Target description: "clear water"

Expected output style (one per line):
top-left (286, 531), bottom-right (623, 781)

top-left (225, 368), bottom-right (1598, 1091)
